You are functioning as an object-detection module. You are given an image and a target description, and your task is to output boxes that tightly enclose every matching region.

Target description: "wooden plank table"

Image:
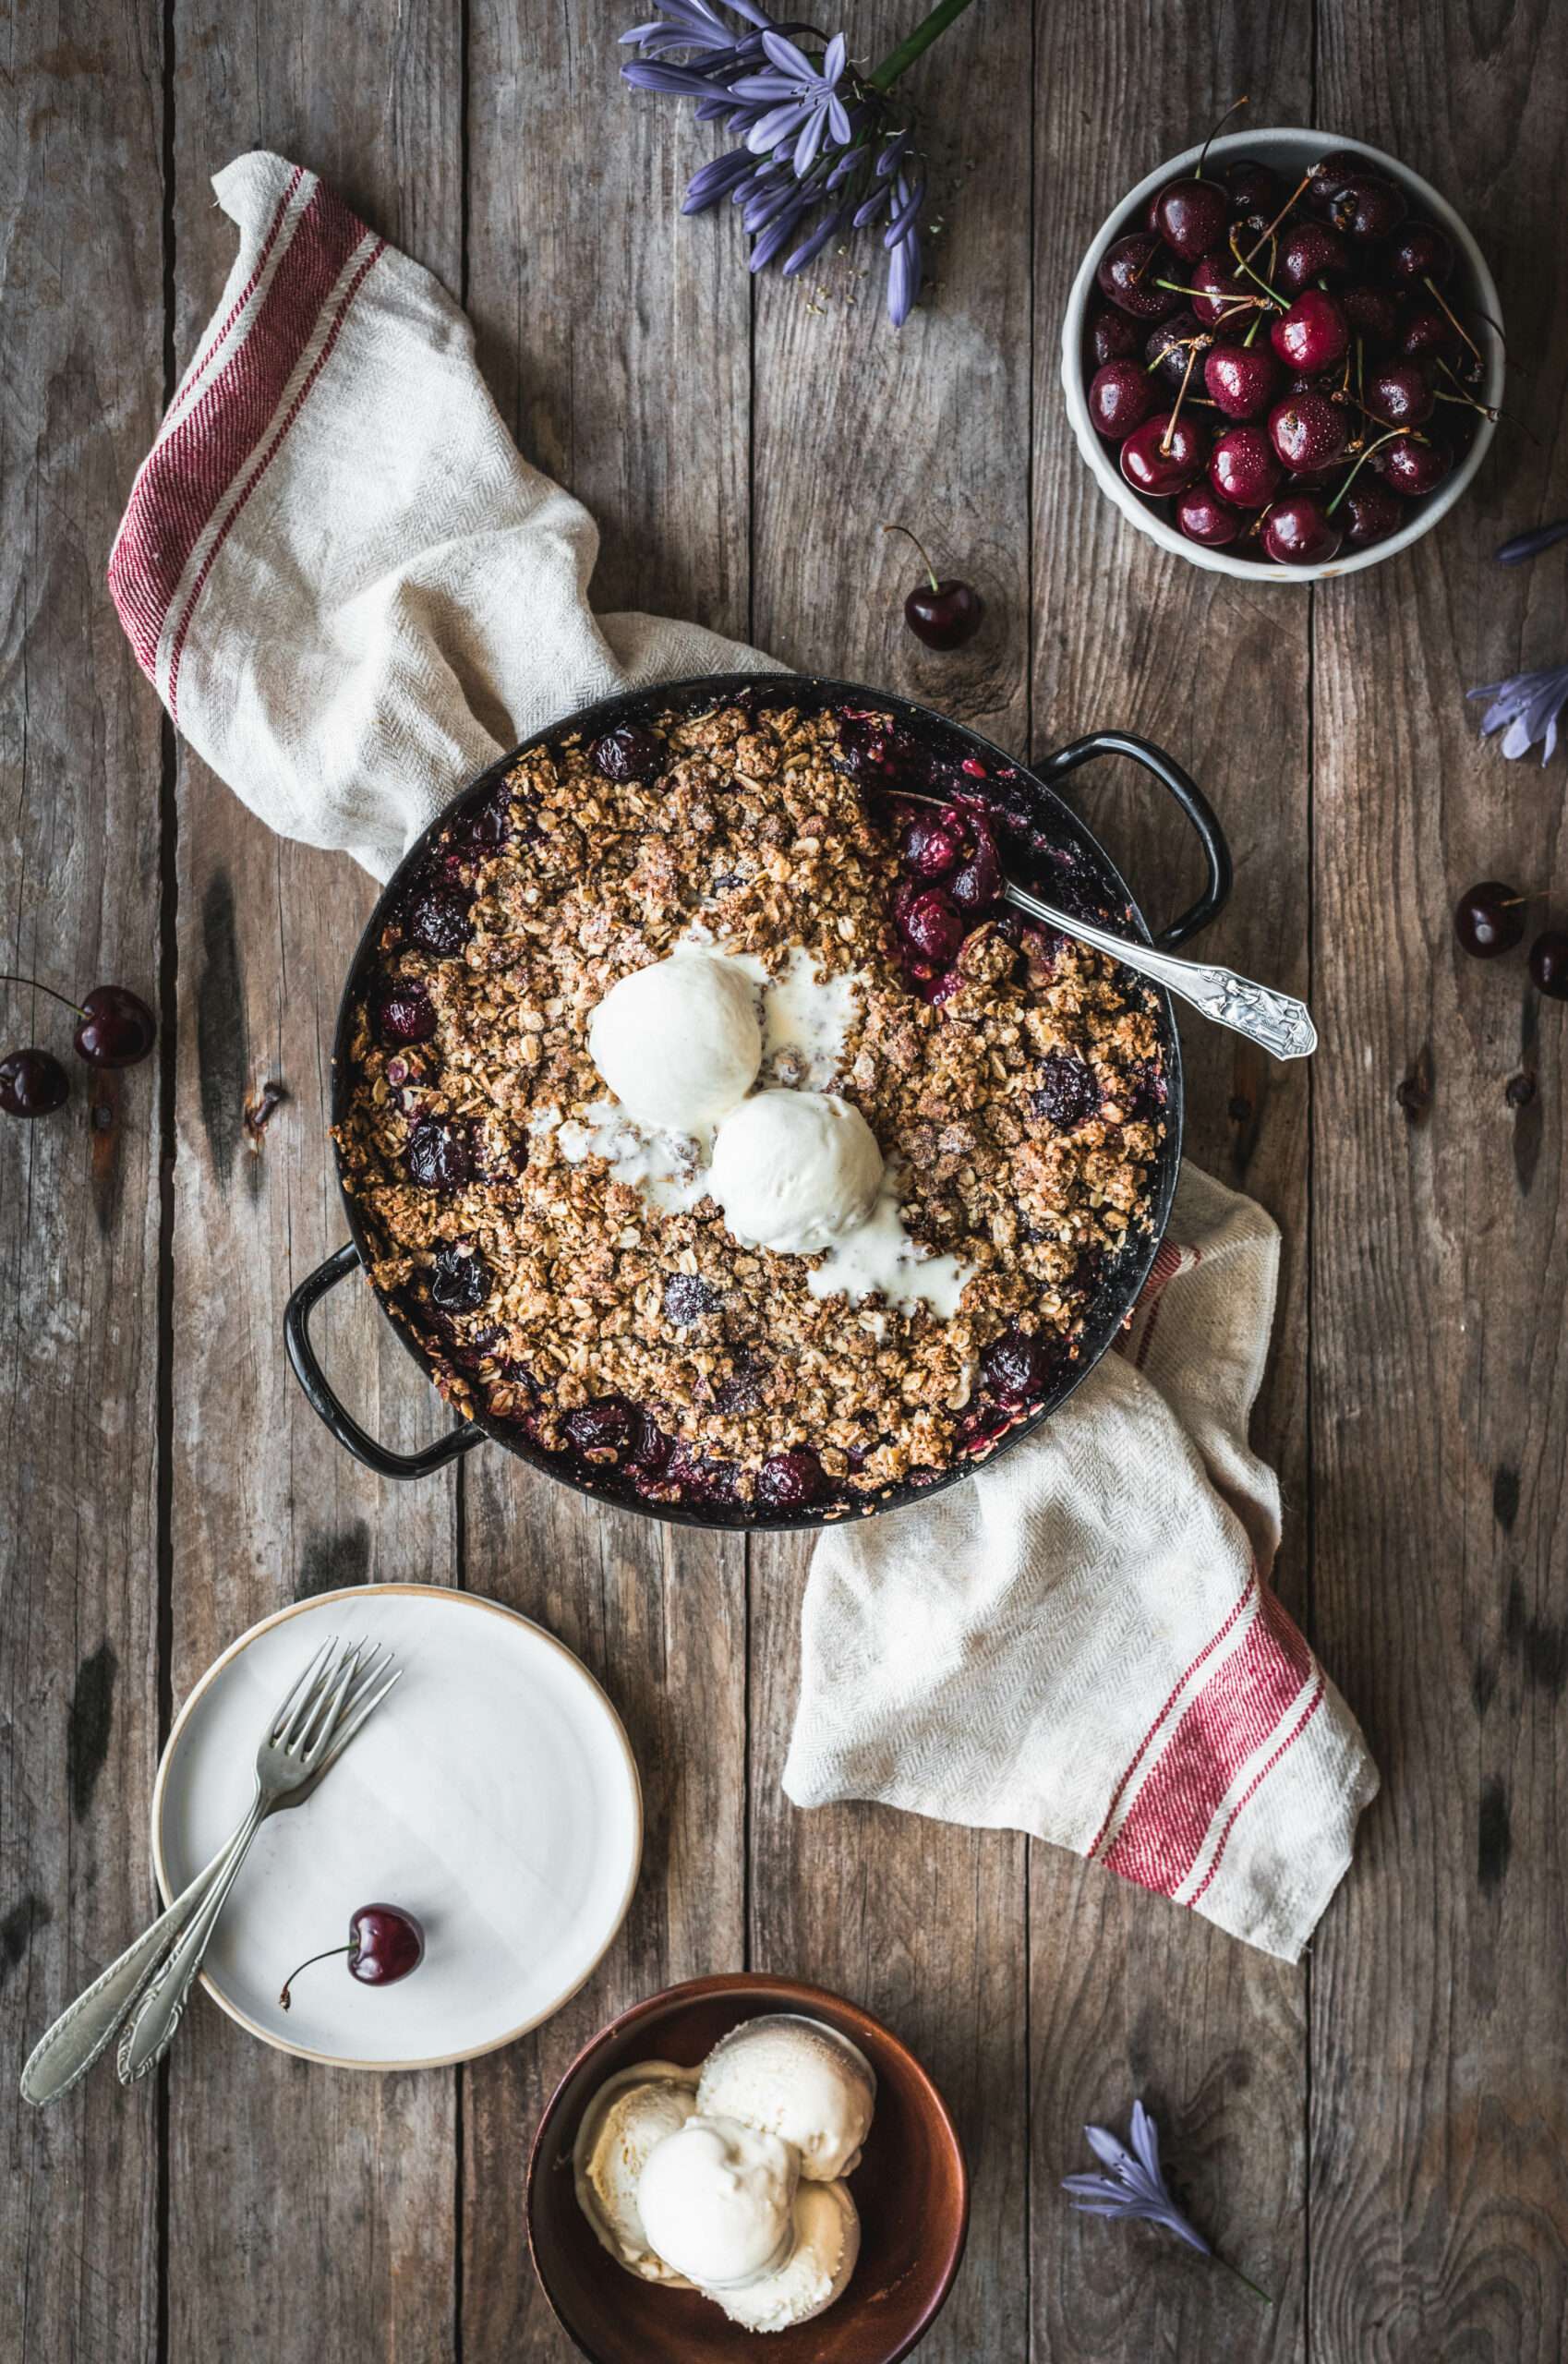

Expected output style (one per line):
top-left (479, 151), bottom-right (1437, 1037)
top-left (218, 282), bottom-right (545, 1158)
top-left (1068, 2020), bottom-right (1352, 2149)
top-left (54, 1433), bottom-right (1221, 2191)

top-left (4, 1), bottom-right (1564, 2357)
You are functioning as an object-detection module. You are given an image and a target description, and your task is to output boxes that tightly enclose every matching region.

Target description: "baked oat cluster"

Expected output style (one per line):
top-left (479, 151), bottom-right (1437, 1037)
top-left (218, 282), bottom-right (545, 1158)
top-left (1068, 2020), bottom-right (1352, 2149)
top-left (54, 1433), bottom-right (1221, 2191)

top-left (337, 698), bottom-right (1166, 1515)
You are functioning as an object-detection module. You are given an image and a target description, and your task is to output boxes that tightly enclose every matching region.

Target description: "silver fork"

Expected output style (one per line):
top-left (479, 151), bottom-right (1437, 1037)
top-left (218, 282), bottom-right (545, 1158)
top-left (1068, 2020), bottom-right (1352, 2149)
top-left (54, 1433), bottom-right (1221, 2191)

top-left (19, 1634), bottom-right (398, 2105)
top-left (115, 1635), bottom-right (401, 2082)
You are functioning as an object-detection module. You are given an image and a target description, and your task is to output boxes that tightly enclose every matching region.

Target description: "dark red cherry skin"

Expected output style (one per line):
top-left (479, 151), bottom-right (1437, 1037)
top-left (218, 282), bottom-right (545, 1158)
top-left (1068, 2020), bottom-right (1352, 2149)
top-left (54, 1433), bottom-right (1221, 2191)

top-left (1268, 392), bottom-right (1346, 474)
top-left (755, 1446), bottom-right (826, 1510)
top-left (1088, 360), bottom-right (1158, 440)
top-left (1529, 932), bottom-right (1568, 999)
top-left (1307, 150), bottom-right (1375, 208)
top-left (1190, 255), bottom-right (1255, 328)
top-left (1261, 492), bottom-right (1343, 566)
top-left (1453, 883), bottom-right (1524, 959)
top-left (406, 888), bottom-right (472, 960)
top-left (1096, 233), bottom-right (1181, 320)
top-left (1203, 340), bottom-right (1281, 420)
top-left (407, 1120), bottom-right (469, 1192)
top-left (592, 724), bottom-right (663, 783)
top-left (1224, 159), bottom-right (1281, 216)
top-left (1329, 176), bottom-right (1408, 242)
top-left (899, 888), bottom-right (965, 968)
top-left (1176, 483), bottom-right (1244, 546)
top-left (1371, 431), bottom-right (1452, 496)
top-left (0, 1048), bottom-right (70, 1118)
top-left (1341, 282), bottom-right (1401, 346)
top-left (899, 814), bottom-right (960, 879)
top-left (1278, 221), bottom-right (1350, 294)
top-left (349, 1904), bottom-right (425, 1986)
top-left (1152, 177), bottom-right (1229, 261)
top-left (905, 577), bottom-right (983, 650)
top-left (1397, 304), bottom-right (1459, 363)
top-left (73, 985), bottom-right (157, 1068)
top-left (1367, 363), bottom-right (1435, 429)
top-left (1340, 478), bottom-right (1406, 548)
top-left (376, 980), bottom-right (438, 1044)
top-left (428, 1241), bottom-right (490, 1314)
top-left (1211, 424), bottom-right (1284, 508)
top-left (1119, 413), bottom-right (1208, 496)
top-left (1388, 221), bottom-right (1453, 285)
top-left (1271, 289), bottom-right (1349, 373)
top-left (1145, 310), bottom-right (1207, 392)
top-left (982, 1324), bottom-right (1055, 1404)
top-left (1091, 306), bottom-right (1142, 366)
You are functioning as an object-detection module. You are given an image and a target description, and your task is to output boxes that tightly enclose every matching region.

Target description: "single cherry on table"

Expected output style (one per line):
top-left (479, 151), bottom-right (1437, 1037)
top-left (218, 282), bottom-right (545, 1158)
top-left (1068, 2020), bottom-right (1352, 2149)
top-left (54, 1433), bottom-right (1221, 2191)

top-left (884, 525), bottom-right (983, 649)
top-left (280, 1903), bottom-right (426, 2010)
top-left (1453, 882), bottom-right (1526, 959)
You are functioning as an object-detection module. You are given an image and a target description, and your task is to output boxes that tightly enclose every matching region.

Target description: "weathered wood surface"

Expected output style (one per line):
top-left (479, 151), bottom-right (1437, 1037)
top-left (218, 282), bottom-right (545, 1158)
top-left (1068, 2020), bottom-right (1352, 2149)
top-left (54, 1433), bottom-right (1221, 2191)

top-left (1, 0), bottom-right (1565, 2359)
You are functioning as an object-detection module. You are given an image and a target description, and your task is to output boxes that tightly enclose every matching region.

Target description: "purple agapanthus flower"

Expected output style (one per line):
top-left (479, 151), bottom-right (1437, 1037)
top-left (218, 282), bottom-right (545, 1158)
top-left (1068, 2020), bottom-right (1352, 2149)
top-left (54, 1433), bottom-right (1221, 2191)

top-left (1064, 2101), bottom-right (1272, 2304)
top-left (1467, 660), bottom-right (1568, 765)
top-left (731, 30), bottom-right (852, 174)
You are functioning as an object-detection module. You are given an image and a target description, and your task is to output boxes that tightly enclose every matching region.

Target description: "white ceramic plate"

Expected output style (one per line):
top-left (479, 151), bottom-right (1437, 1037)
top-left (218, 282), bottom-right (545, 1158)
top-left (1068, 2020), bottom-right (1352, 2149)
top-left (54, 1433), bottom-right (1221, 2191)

top-left (1060, 127), bottom-right (1506, 581)
top-left (152, 1586), bottom-right (643, 2069)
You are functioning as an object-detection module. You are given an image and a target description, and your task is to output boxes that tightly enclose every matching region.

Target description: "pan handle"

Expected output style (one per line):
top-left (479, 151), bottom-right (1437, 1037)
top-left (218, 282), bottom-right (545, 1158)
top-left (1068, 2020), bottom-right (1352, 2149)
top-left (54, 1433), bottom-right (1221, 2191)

top-left (284, 1242), bottom-right (487, 1480)
top-left (1034, 732), bottom-right (1231, 951)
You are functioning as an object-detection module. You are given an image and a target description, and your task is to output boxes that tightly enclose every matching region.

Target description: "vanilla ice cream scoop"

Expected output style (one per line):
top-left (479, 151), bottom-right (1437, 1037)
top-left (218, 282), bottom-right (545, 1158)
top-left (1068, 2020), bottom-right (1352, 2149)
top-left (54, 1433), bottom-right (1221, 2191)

top-left (709, 1090), bottom-right (883, 1257)
top-left (573, 2064), bottom-right (698, 2280)
top-left (588, 950), bottom-right (761, 1131)
top-left (707, 2180), bottom-right (862, 2333)
top-left (635, 2114), bottom-right (798, 2289)
top-left (696, 2014), bottom-right (877, 2180)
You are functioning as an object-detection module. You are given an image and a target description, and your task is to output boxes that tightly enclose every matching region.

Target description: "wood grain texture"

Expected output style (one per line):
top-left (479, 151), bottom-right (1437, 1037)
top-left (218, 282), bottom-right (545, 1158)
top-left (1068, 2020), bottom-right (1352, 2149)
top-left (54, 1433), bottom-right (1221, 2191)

top-left (460, 6), bottom-right (754, 2353)
top-left (162, 6), bottom-right (465, 2359)
top-left (746, 8), bottom-right (1035, 2357)
top-left (1309, 3), bottom-right (1568, 2358)
top-left (1027, 6), bottom-right (1316, 2357)
top-left (0, 6), bottom-right (166, 2359)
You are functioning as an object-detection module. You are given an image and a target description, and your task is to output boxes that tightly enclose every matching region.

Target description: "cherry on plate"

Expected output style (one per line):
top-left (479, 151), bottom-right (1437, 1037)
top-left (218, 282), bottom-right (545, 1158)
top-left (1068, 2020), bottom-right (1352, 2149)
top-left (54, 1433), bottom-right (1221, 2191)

top-left (1145, 310), bottom-right (1207, 392)
top-left (1397, 305), bottom-right (1459, 363)
top-left (1366, 363), bottom-right (1436, 429)
top-left (280, 1903), bottom-right (426, 2009)
top-left (1453, 882), bottom-right (1525, 959)
top-left (1529, 932), bottom-right (1568, 999)
top-left (1306, 149), bottom-right (1376, 208)
top-left (1341, 283), bottom-right (1401, 347)
top-left (1189, 255), bottom-right (1255, 327)
top-left (1224, 159), bottom-right (1281, 216)
top-left (1090, 306), bottom-right (1142, 366)
top-left (1388, 222), bottom-right (1453, 285)
top-left (0, 1048), bottom-right (70, 1118)
top-left (1339, 478), bottom-right (1406, 548)
top-left (1261, 491), bottom-right (1343, 566)
top-left (1329, 177), bottom-right (1408, 242)
top-left (1278, 222), bottom-right (1350, 294)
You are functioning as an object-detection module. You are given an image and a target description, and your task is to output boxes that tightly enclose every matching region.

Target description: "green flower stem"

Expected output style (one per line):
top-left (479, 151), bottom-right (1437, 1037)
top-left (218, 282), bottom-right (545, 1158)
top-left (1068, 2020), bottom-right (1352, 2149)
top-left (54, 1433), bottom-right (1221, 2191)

top-left (867, 0), bottom-right (979, 90)
top-left (1213, 2253), bottom-right (1274, 2306)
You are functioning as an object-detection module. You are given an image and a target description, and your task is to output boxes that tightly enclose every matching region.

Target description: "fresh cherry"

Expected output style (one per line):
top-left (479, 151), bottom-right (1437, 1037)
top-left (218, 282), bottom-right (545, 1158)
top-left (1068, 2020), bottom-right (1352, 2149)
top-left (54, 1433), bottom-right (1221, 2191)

top-left (1203, 341), bottom-right (1281, 420)
top-left (1189, 254), bottom-right (1256, 327)
top-left (0, 971), bottom-right (157, 1070)
top-left (1329, 176), bottom-right (1407, 242)
top-left (1397, 305), bottom-right (1459, 363)
top-left (592, 724), bottom-right (663, 783)
top-left (1268, 392), bottom-right (1346, 475)
top-left (1119, 413), bottom-right (1207, 496)
top-left (1089, 359), bottom-right (1158, 440)
top-left (0, 1049), bottom-right (70, 1118)
top-left (1367, 363), bottom-right (1436, 429)
top-left (1453, 882), bottom-right (1525, 959)
top-left (1152, 176), bottom-right (1229, 261)
top-left (1372, 431), bottom-right (1453, 496)
top-left (1529, 932), bottom-right (1568, 999)
top-left (280, 1903), bottom-right (425, 2009)
top-left (1341, 282), bottom-right (1401, 346)
top-left (1271, 289), bottom-right (1349, 373)
top-left (1278, 221), bottom-right (1350, 294)
top-left (885, 525), bottom-right (983, 649)
top-left (1388, 222), bottom-right (1453, 285)
top-left (1224, 159), bottom-right (1281, 216)
top-left (1096, 233), bottom-right (1181, 320)
top-left (1261, 491), bottom-right (1343, 566)
top-left (1176, 483), bottom-right (1244, 546)
top-left (1306, 149), bottom-right (1375, 207)
top-left (1091, 306), bottom-right (1142, 366)
top-left (755, 1446), bottom-right (826, 1510)
top-left (1339, 478), bottom-right (1406, 548)
top-left (1211, 424), bottom-right (1283, 508)
top-left (1145, 310), bottom-right (1208, 392)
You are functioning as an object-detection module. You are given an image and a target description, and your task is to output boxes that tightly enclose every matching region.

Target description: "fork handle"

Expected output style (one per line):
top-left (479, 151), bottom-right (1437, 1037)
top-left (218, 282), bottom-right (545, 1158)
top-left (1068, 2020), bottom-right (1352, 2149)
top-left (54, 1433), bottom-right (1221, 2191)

top-left (19, 1821), bottom-right (249, 2105)
top-left (117, 1795), bottom-right (269, 2083)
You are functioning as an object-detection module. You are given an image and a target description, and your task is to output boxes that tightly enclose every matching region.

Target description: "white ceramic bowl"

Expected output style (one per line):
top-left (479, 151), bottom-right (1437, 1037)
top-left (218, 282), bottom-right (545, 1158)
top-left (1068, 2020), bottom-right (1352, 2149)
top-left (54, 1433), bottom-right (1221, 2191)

top-left (1060, 127), bottom-right (1505, 581)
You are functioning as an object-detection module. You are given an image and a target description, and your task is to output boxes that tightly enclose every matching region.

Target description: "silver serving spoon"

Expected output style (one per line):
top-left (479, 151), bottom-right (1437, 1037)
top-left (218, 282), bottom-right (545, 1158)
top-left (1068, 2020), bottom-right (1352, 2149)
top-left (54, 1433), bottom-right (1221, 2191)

top-left (887, 789), bottom-right (1316, 1063)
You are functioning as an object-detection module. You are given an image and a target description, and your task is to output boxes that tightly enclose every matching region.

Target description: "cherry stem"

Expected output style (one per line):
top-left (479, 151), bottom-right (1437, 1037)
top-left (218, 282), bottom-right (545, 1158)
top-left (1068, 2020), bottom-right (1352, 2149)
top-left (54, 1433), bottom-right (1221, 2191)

top-left (1326, 428), bottom-right (1406, 517)
top-left (1195, 93), bottom-right (1248, 178)
top-left (1225, 229), bottom-right (1283, 306)
top-left (1159, 341), bottom-right (1201, 454)
top-left (0, 971), bottom-right (88, 1020)
top-left (882, 524), bottom-right (939, 593)
top-left (1245, 173), bottom-right (1312, 265)
top-left (1145, 332), bottom-right (1212, 375)
top-left (1155, 281), bottom-right (1259, 321)
top-left (1422, 276), bottom-right (1483, 364)
top-left (1435, 361), bottom-right (1502, 422)
top-left (279, 1943), bottom-right (351, 2011)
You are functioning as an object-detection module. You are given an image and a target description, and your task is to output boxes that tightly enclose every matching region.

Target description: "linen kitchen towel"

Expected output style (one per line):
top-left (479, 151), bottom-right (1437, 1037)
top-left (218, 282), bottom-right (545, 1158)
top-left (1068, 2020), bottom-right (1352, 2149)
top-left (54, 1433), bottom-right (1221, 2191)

top-left (108, 151), bottom-right (784, 880)
top-left (785, 1164), bottom-right (1380, 1962)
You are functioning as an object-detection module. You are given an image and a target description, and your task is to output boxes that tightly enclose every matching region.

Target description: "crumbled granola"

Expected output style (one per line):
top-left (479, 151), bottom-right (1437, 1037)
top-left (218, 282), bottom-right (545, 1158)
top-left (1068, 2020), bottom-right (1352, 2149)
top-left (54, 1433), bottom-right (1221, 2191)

top-left (336, 701), bottom-right (1165, 1510)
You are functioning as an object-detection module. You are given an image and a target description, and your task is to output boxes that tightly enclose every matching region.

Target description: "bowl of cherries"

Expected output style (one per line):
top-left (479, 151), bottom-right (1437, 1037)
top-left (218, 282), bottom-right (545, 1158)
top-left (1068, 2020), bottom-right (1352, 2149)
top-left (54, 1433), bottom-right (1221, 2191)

top-left (1061, 127), bottom-right (1505, 577)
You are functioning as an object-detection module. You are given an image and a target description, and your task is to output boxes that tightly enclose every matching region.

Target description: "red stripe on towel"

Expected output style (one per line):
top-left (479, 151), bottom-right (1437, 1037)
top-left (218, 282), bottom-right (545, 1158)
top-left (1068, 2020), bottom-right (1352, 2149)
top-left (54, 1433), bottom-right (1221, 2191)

top-left (1185, 1671), bottom-right (1326, 1910)
top-left (1102, 1583), bottom-right (1313, 1899)
top-left (1084, 1569), bottom-right (1256, 1860)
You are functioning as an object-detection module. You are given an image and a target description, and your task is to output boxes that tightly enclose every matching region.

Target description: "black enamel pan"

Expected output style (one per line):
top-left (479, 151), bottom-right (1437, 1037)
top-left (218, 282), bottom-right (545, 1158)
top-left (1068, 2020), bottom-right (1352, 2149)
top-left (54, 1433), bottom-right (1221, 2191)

top-left (284, 673), bottom-right (1230, 1529)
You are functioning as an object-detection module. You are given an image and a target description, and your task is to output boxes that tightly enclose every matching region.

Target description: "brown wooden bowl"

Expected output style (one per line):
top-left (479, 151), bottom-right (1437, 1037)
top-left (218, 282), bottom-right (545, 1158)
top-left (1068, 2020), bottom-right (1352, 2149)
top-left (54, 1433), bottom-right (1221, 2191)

top-left (526, 1972), bottom-right (971, 2364)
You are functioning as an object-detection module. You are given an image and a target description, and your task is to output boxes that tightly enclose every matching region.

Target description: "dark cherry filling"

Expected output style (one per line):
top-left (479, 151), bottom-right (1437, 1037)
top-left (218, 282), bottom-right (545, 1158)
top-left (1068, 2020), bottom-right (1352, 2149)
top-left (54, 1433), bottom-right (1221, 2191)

top-left (662, 1272), bottom-right (718, 1325)
top-left (377, 979), bottom-right (438, 1044)
top-left (407, 1119), bottom-right (470, 1192)
top-left (1030, 1050), bottom-right (1101, 1130)
top-left (406, 887), bottom-right (473, 959)
top-left (428, 1242), bottom-right (490, 1313)
top-left (755, 1446), bottom-right (826, 1510)
top-left (592, 723), bottom-right (664, 784)
top-left (562, 1396), bottom-right (633, 1458)
top-left (982, 1325), bottom-right (1056, 1405)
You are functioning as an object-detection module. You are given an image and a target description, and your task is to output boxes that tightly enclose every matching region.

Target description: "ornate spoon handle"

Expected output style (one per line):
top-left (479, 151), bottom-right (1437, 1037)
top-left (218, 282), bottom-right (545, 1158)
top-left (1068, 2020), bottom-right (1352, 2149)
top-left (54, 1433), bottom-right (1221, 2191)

top-left (1003, 883), bottom-right (1318, 1062)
